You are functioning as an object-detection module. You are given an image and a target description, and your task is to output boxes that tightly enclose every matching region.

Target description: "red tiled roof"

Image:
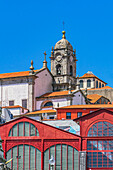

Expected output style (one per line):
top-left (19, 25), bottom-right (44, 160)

top-left (79, 73), bottom-right (107, 84)
top-left (38, 90), bottom-right (74, 98)
top-left (2, 105), bottom-right (28, 110)
top-left (88, 86), bottom-right (113, 91)
top-left (0, 68), bottom-right (45, 79)
top-left (87, 94), bottom-right (102, 103)
top-left (24, 109), bottom-right (56, 115)
top-left (57, 104), bottom-right (113, 109)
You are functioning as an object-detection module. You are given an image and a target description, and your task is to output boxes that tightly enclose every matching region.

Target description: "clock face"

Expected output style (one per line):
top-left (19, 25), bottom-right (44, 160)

top-left (70, 56), bottom-right (73, 62)
top-left (56, 55), bottom-right (62, 62)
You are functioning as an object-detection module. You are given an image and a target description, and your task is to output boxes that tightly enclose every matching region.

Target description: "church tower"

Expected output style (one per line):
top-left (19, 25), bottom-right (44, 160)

top-left (50, 31), bottom-right (77, 91)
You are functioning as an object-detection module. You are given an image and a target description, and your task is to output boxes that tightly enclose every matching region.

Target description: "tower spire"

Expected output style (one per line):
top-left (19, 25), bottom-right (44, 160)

top-left (43, 51), bottom-right (47, 68)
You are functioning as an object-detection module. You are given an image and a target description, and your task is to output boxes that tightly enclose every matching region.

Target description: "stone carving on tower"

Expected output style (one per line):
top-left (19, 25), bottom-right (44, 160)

top-left (50, 31), bottom-right (77, 91)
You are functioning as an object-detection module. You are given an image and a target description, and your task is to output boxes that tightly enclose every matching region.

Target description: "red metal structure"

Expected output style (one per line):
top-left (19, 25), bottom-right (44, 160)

top-left (0, 108), bottom-right (113, 169)
top-left (74, 109), bottom-right (113, 170)
top-left (0, 116), bottom-right (81, 170)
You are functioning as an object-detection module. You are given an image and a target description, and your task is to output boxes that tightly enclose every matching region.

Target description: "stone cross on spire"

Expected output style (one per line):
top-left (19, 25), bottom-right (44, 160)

top-left (43, 51), bottom-right (47, 68)
top-left (44, 51), bottom-right (47, 61)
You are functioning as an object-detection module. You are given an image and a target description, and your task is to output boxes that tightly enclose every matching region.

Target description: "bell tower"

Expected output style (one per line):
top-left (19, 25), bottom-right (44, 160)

top-left (50, 31), bottom-right (77, 91)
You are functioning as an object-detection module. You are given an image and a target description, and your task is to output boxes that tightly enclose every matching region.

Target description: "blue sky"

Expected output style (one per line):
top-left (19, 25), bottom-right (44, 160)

top-left (0, 0), bottom-right (113, 87)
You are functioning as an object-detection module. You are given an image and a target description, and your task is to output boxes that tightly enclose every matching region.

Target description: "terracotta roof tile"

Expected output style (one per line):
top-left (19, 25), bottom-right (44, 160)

top-left (87, 94), bottom-right (102, 103)
top-left (88, 86), bottom-right (113, 91)
top-left (39, 90), bottom-right (72, 98)
top-left (2, 105), bottom-right (28, 110)
top-left (58, 104), bottom-right (113, 109)
top-left (25, 109), bottom-right (56, 115)
top-left (0, 68), bottom-right (45, 79)
top-left (79, 73), bottom-right (107, 84)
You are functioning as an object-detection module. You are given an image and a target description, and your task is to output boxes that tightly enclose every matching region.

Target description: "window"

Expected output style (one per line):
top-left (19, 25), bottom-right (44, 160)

top-left (56, 64), bottom-right (61, 75)
top-left (102, 84), bottom-right (104, 87)
top-left (99, 82), bottom-right (101, 88)
top-left (9, 100), bottom-right (14, 106)
top-left (66, 112), bottom-right (71, 119)
top-left (9, 122), bottom-right (39, 137)
top-left (77, 112), bottom-right (82, 118)
top-left (88, 121), bottom-right (113, 137)
top-left (44, 144), bottom-right (79, 170)
top-left (96, 81), bottom-right (98, 88)
top-left (70, 65), bottom-right (73, 76)
top-left (44, 101), bottom-right (53, 107)
top-left (87, 141), bottom-right (113, 168)
top-left (22, 99), bottom-right (27, 109)
top-left (80, 80), bottom-right (83, 88)
top-left (87, 79), bottom-right (91, 88)
top-left (6, 145), bottom-right (41, 170)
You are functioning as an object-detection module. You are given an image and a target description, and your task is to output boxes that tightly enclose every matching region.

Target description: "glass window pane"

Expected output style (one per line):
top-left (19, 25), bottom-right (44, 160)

top-left (44, 148), bottom-right (49, 170)
top-left (13, 124), bottom-right (18, 136)
top-left (36, 148), bottom-right (41, 170)
top-left (24, 145), bottom-right (29, 169)
top-left (30, 146), bottom-right (35, 170)
top-left (56, 145), bottom-right (61, 170)
top-left (12, 146), bottom-right (17, 170)
top-left (68, 145), bottom-right (73, 170)
top-left (18, 122), bottom-right (23, 136)
top-left (25, 122), bottom-right (29, 136)
top-left (18, 145), bottom-right (23, 170)
top-left (6, 149), bottom-right (11, 169)
top-left (74, 148), bottom-right (78, 170)
top-left (30, 123), bottom-right (35, 136)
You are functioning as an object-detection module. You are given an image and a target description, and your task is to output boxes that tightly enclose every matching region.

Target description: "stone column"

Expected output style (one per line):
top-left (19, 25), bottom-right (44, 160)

top-left (79, 151), bottom-right (86, 170)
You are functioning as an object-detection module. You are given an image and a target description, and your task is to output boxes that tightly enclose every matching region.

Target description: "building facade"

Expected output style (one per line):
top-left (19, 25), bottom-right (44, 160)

top-left (0, 109), bottom-right (113, 169)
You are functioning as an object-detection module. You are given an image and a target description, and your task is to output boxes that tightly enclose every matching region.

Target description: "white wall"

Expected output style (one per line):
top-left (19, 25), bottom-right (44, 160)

top-left (1, 82), bottom-right (28, 107)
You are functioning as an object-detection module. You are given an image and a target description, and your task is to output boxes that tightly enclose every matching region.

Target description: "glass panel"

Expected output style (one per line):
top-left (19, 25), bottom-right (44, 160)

top-left (24, 145), bottom-right (29, 169)
top-left (88, 121), bottom-right (113, 137)
top-left (98, 152), bottom-right (102, 167)
top-left (68, 145), bottom-right (73, 170)
top-left (56, 145), bottom-right (61, 170)
top-left (62, 144), bottom-right (67, 170)
top-left (25, 122), bottom-right (29, 136)
top-left (18, 122), bottom-right (23, 136)
top-left (30, 146), bottom-right (35, 170)
top-left (13, 124), bottom-right (18, 136)
top-left (44, 148), bottom-right (49, 170)
top-left (50, 146), bottom-right (55, 170)
top-left (36, 148), bottom-right (41, 170)
top-left (93, 152), bottom-right (97, 167)
top-left (12, 146), bottom-right (17, 170)
top-left (109, 141), bottom-right (113, 150)
top-left (93, 141), bottom-right (97, 150)
top-left (98, 141), bottom-right (103, 150)
top-left (30, 123), bottom-right (35, 136)
top-left (74, 148), bottom-right (78, 170)
top-left (36, 128), bottom-right (39, 136)
top-left (9, 129), bottom-right (12, 136)
top-left (6, 149), bottom-right (11, 169)
top-left (18, 145), bottom-right (23, 170)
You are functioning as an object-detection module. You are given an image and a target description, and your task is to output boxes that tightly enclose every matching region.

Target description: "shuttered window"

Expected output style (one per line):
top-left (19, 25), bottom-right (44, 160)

top-left (44, 144), bottom-right (79, 170)
top-left (8, 122), bottom-right (39, 137)
top-left (6, 145), bottom-right (41, 170)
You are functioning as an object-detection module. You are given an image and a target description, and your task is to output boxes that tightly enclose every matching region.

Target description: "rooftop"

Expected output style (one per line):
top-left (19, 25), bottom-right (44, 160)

top-left (79, 71), bottom-right (107, 84)
top-left (57, 104), bottom-right (113, 109)
top-left (0, 67), bottom-right (45, 79)
top-left (87, 94), bottom-right (102, 103)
